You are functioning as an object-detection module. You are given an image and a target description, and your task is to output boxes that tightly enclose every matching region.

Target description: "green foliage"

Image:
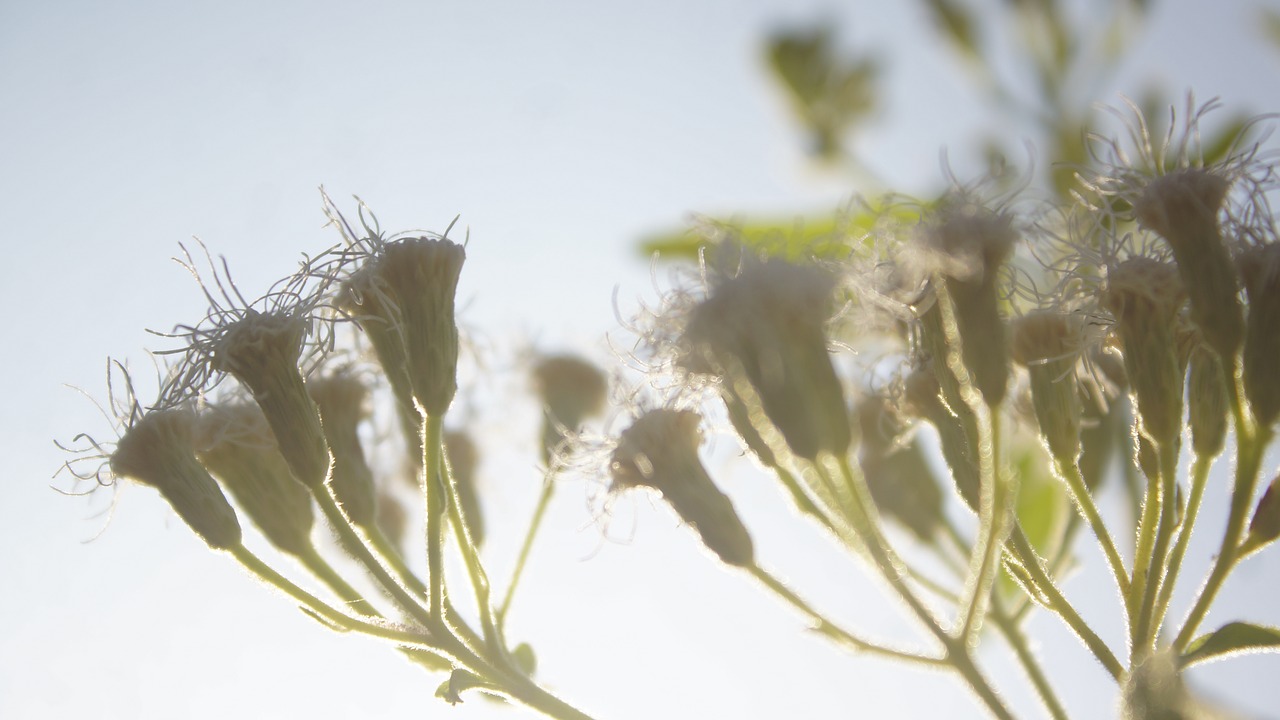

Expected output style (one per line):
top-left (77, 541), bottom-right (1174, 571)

top-left (1181, 623), bottom-right (1280, 668)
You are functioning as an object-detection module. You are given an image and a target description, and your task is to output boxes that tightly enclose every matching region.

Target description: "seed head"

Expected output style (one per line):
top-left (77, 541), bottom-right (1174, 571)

top-left (363, 237), bottom-right (465, 418)
top-left (308, 370), bottom-right (376, 528)
top-left (1103, 258), bottom-right (1186, 449)
top-left (610, 409), bottom-right (754, 567)
top-left (533, 355), bottom-right (608, 464)
top-left (1010, 311), bottom-right (1089, 462)
top-left (196, 403), bottom-right (315, 557)
top-left (681, 258), bottom-right (850, 460)
top-left (111, 408), bottom-right (242, 550)
top-left (1134, 169), bottom-right (1243, 357)
top-left (916, 199), bottom-right (1017, 406)
top-left (1239, 243), bottom-right (1280, 427)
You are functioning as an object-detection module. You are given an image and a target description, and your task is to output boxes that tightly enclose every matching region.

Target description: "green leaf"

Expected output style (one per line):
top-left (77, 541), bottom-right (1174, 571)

top-left (638, 203), bottom-right (918, 262)
top-left (1181, 622), bottom-right (1280, 668)
top-left (1262, 7), bottom-right (1280, 50)
top-left (923, 0), bottom-right (979, 58)
top-left (1201, 115), bottom-right (1252, 167)
top-left (512, 642), bottom-right (538, 676)
top-left (435, 670), bottom-right (490, 705)
top-left (1010, 438), bottom-right (1067, 556)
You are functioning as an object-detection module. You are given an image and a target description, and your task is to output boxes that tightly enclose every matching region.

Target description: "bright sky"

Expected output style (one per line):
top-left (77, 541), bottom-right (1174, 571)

top-left (4, 1), bottom-right (1279, 718)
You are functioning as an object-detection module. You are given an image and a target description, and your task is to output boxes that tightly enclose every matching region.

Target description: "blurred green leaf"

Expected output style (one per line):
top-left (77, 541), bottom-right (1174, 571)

top-left (923, 0), bottom-right (980, 58)
top-left (1263, 7), bottom-right (1280, 49)
top-left (1201, 115), bottom-right (1252, 166)
top-left (1181, 622), bottom-right (1280, 668)
top-left (766, 26), bottom-right (879, 160)
top-left (639, 203), bottom-right (920, 262)
top-left (1011, 438), bottom-right (1067, 556)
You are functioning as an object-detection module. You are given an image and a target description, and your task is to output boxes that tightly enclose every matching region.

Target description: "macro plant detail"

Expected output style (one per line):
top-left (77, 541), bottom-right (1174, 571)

top-left (58, 95), bottom-right (1280, 718)
top-left (50, 1), bottom-right (1280, 714)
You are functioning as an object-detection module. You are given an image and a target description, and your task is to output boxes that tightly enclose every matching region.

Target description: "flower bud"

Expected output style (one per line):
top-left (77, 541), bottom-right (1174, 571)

top-left (111, 409), bottom-right (242, 550)
top-left (1239, 244), bottom-right (1280, 427)
top-left (1134, 169), bottom-right (1243, 358)
top-left (1103, 258), bottom-right (1186, 450)
top-left (610, 410), bottom-right (754, 567)
top-left (308, 372), bottom-right (376, 528)
top-left (210, 311), bottom-right (330, 489)
top-left (1184, 335), bottom-right (1228, 459)
top-left (1011, 311), bottom-right (1087, 462)
top-left (532, 355), bottom-right (607, 465)
top-left (1246, 473), bottom-right (1280, 550)
top-left (856, 398), bottom-right (943, 541)
top-left (682, 259), bottom-right (849, 460)
top-left (920, 202), bottom-right (1017, 406)
top-left (370, 238), bottom-right (465, 417)
top-left (902, 365), bottom-right (979, 510)
top-left (197, 403), bottom-right (315, 557)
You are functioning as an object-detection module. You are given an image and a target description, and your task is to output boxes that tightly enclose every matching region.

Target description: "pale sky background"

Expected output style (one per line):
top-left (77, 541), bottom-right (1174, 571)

top-left (4, 1), bottom-right (1280, 718)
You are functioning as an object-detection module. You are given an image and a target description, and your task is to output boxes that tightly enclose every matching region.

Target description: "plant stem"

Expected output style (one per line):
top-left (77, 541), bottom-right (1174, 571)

top-left (1153, 454), bottom-right (1213, 640)
top-left (1006, 528), bottom-right (1124, 680)
top-left (958, 407), bottom-right (1007, 644)
top-left (834, 457), bottom-right (1016, 720)
top-left (230, 544), bottom-right (436, 648)
top-left (315, 489), bottom-right (436, 628)
top-left (422, 411), bottom-right (447, 618)
top-left (1053, 457), bottom-right (1129, 601)
top-left (500, 473), bottom-right (557, 621)
top-left (1132, 441), bottom-right (1180, 660)
top-left (748, 564), bottom-right (944, 666)
top-left (990, 599), bottom-right (1069, 720)
top-left (296, 545), bottom-right (378, 616)
top-left (1175, 368), bottom-right (1270, 650)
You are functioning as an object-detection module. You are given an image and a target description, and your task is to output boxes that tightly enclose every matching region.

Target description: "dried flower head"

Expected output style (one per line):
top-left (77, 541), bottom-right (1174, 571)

top-left (1239, 243), bottom-right (1280, 427)
top-left (160, 244), bottom-right (338, 490)
top-left (339, 233), bottom-right (465, 419)
top-left (308, 369), bottom-right (377, 528)
top-left (913, 195), bottom-right (1019, 407)
top-left (1081, 97), bottom-right (1270, 357)
top-left (196, 402), bottom-right (315, 556)
top-left (1102, 258), bottom-right (1186, 449)
top-left (59, 361), bottom-right (242, 550)
top-left (533, 354), bottom-right (608, 464)
top-left (610, 409), bottom-right (754, 568)
top-left (681, 257), bottom-right (850, 460)
top-left (1010, 311), bottom-right (1090, 461)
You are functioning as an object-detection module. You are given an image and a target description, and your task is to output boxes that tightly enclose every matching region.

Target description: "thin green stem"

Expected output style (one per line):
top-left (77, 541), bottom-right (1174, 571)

top-left (958, 407), bottom-right (1006, 644)
top-left (315, 490), bottom-right (435, 628)
top-left (443, 455), bottom-right (500, 648)
top-left (1127, 457), bottom-right (1161, 631)
top-left (422, 411), bottom-right (447, 618)
top-left (748, 564), bottom-right (944, 666)
top-left (1054, 458), bottom-right (1130, 601)
top-left (1133, 441), bottom-right (1180, 659)
top-left (366, 525), bottom-right (429, 599)
top-left (297, 546), bottom-right (452, 672)
top-left (500, 474), bottom-right (557, 621)
top-left (1007, 528), bottom-right (1124, 680)
top-left (1153, 454), bottom-right (1213, 639)
top-left (1175, 367), bottom-right (1270, 650)
top-left (833, 456), bottom-right (1016, 720)
top-left (296, 545), bottom-right (378, 616)
top-left (990, 598), bottom-right (1069, 720)
top-left (230, 544), bottom-right (436, 648)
